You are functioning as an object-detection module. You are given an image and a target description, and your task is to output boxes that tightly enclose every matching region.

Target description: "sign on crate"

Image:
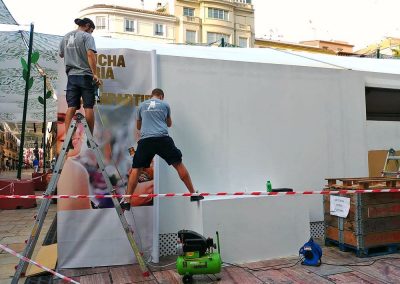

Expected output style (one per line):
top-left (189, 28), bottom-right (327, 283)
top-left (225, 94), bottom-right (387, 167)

top-left (330, 196), bottom-right (350, 218)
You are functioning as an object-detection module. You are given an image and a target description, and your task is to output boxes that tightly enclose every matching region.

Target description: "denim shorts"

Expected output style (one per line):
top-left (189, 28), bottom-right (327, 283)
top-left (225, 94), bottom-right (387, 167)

top-left (66, 75), bottom-right (96, 109)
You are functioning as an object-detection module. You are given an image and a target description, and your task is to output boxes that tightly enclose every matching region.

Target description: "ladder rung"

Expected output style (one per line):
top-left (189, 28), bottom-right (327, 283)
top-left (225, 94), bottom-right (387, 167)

top-left (382, 171), bottom-right (400, 175)
top-left (387, 156), bottom-right (400, 160)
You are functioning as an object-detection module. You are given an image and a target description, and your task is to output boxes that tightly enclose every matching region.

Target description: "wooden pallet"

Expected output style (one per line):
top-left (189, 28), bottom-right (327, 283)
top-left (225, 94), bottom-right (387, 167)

top-left (325, 177), bottom-right (400, 190)
top-left (325, 237), bottom-right (400, 257)
top-left (324, 177), bottom-right (400, 258)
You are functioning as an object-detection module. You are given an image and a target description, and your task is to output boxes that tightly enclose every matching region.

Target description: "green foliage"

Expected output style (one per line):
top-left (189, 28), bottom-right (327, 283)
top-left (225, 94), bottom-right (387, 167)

top-left (31, 51), bottom-right (40, 64)
top-left (22, 69), bottom-right (28, 81)
top-left (21, 50), bottom-right (43, 92)
top-left (28, 77), bottom-right (33, 89)
top-left (20, 58), bottom-right (28, 71)
top-left (39, 90), bottom-right (52, 105)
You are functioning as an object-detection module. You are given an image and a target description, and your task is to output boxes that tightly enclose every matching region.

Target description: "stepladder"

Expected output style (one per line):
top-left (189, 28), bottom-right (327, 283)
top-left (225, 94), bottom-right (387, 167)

top-left (12, 113), bottom-right (150, 283)
top-left (382, 148), bottom-right (400, 177)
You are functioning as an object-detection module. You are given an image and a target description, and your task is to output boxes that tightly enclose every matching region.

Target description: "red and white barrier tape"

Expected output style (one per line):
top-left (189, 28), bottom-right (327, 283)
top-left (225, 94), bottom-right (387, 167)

top-left (0, 243), bottom-right (80, 284)
top-left (0, 173), bottom-right (46, 193)
top-left (30, 174), bottom-right (46, 181)
top-left (0, 182), bottom-right (13, 193)
top-left (1, 188), bottom-right (400, 199)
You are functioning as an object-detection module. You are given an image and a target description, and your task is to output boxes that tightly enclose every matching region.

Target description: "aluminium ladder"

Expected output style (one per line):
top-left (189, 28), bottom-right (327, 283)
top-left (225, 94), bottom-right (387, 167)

top-left (12, 113), bottom-right (149, 283)
top-left (382, 148), bottom-right (400, 177)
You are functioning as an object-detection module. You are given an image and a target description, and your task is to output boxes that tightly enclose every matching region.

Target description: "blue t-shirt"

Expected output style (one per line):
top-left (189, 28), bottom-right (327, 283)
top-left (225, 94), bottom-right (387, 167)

top-left (137, 98), bottom-right (170, 139)
top-left (33, 159), bottom-right (39, 166)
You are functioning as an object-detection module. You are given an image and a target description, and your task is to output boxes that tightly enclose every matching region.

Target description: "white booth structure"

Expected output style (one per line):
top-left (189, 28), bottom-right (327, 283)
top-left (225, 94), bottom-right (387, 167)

top-left (95, 38), bottom-right (400, 263)
top-left (71, 36), bottom-right (400, 263)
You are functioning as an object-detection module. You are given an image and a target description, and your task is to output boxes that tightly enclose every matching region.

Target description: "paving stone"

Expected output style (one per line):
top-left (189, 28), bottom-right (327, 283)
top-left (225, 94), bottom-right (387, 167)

top-left (0, 237), bottom-right (27, 244)
top-left (0, 277), bottom-right (12, 284)
top-left (0, 263), bottom-right (15, 279)
top-left (0, 225), bottom-right (14, 231)
top-left (0, 256), bottom-right (17, 265)
top-left (5, 244), bottom-right (25, 254)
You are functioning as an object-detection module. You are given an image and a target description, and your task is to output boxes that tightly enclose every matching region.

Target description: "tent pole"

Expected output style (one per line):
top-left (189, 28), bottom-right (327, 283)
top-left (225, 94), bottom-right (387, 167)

top-left (17, 23), bottom-right (34, 179)
top-left (42, 75), bottom-right (46, 173)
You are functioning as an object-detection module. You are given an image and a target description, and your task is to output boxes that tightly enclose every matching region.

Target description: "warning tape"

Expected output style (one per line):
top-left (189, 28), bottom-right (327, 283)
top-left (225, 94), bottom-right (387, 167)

top-left (0, 243), bottom-right (80, 284)
top-left (1, 188), bottom-right (400, 199)
top-left (0, 173), bottom-right (46, 193)
top-left (30, 173), bottom-right (46, 181)
top-left (0, 182), bottom-right (13, 193)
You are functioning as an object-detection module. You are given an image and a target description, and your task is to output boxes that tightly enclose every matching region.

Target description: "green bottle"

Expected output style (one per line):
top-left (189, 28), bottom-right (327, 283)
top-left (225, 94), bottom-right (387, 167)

top-left (266, 180), bottom-right (272, 192)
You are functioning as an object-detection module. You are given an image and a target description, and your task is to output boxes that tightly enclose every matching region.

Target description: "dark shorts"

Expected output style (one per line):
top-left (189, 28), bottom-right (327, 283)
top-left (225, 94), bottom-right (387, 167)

top-left (132, 136), bottom-right (182, 168)
top-left (66, 75), bottom-right (96, 109)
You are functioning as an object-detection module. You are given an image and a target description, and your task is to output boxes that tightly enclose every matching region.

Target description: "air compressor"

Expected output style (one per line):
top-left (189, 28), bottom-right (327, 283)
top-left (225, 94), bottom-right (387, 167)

top-left (176, 230), bottom-right (222, 284)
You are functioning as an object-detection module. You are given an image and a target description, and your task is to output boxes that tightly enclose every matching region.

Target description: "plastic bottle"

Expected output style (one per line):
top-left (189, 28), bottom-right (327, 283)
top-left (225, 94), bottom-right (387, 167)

top-left (266, 180), bottom-right (272, 192)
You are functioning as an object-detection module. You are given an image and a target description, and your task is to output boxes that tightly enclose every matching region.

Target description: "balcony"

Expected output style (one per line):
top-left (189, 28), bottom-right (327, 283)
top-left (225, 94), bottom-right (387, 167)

top-left (222, 0), bottom-right (253, 9)
top-left (182, 16), bottom-right (201, 25)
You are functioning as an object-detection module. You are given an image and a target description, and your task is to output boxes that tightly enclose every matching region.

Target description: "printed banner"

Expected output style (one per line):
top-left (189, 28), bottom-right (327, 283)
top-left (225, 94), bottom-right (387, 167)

top-left (56, 48), bottom-right (156, 268)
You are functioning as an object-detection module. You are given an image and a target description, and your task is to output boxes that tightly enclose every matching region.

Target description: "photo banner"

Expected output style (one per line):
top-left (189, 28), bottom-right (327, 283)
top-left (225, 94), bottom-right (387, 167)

top-left (56, 48), bottom-right (157, 268)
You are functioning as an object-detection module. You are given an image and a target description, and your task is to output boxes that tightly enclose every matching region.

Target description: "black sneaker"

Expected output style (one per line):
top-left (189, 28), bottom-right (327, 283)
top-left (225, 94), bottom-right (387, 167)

top-left (190, 195), bottom-right (204, 202)
top-left (119, 200), bottom-right (131, 211)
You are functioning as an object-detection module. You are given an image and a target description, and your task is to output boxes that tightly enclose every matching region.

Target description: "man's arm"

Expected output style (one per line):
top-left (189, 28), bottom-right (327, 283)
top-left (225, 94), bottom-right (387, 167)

top-left (87, 49), bottom-right (99, 82)
top-left (166, 116), bottom-right (172, 127)
top-left (137, 119), bottom-right (142, 130)
top-left (59, 39), bottom-right (64, 58)
top-left (166, 104), bottom-right (172, 127)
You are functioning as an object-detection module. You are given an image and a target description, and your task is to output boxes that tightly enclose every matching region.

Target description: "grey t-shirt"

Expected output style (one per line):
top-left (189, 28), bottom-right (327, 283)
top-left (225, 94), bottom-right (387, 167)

top-left (137, 98), bottom-right (171, 139)
top-left (59, 30), bottom-right (96, 76)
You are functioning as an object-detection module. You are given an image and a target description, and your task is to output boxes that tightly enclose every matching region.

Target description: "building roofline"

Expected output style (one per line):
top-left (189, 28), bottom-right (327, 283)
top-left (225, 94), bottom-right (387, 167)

top-left (300, 40), bottom-right (354, 48)
top-left (255, 38), bottom-right (336, 54)
top-left (80, 4), bottom-right (177, 18)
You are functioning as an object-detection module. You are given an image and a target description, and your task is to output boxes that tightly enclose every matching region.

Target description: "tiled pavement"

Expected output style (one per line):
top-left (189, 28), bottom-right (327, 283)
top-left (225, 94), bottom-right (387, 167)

top-left (0, 195), bottom-right (56, 284)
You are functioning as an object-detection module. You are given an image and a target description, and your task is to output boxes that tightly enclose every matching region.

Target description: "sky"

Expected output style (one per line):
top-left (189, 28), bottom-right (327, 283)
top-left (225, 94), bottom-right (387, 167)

top-left (3, 0), bottom-right (400, 50)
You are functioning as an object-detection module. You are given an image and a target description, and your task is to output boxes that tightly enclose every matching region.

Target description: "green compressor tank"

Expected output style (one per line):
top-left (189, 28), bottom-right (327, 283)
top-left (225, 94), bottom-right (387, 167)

top-left (176, 252), bottom-right (222, 275)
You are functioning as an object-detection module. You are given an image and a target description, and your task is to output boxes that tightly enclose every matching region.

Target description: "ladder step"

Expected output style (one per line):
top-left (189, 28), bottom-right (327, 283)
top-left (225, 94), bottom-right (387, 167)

top-left (382, 171), bottom-right (400, 175)
top-left (387, 156), bottom-right (400, 160)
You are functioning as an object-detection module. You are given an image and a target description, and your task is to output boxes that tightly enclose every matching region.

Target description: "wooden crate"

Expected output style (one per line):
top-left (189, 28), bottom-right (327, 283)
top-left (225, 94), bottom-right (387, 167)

top-left (324, 178), bottom-right (400, 257)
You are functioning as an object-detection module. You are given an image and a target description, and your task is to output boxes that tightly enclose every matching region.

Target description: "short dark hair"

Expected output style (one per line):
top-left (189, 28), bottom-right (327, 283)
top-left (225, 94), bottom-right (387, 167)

top-left (74, 18), bottom-right (95, 29)
top-left (151, 88), bottom-right (164, 97)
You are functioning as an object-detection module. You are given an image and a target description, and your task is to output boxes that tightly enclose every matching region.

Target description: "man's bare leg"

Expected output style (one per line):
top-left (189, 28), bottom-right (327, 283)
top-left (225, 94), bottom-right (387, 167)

top-left (65, 107), bottom-right (77, 133)
top-left (84, 108), bottom-right (95, 134)
top-left (125, 167), bottom-right (142, 203)
top-left (173, 162), bottom-right (195, 193)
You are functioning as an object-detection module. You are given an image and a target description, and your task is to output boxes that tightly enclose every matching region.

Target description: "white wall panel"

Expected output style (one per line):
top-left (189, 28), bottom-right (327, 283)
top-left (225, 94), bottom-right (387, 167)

top-left (157, 56), bottom-right (375, 233)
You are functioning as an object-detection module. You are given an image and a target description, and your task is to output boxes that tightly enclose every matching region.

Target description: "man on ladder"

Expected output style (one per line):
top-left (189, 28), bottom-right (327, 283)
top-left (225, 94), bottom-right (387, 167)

top-left (59, 17), bottom-right (101, 135)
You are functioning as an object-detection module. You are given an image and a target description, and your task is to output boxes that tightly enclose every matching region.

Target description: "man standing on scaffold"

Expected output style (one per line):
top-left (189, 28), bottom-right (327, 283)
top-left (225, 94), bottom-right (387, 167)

top-left (120, 88), bottom-right (203, 211)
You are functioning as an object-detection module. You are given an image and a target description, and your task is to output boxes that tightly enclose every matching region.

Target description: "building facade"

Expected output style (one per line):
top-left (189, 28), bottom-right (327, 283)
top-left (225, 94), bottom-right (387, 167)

top-left (299, 40), bottom-right (354, 55)
top-left (255, 38), bottom-right (356, 56)
top-left (2, 130), bottom-right (18, 170)
top-left (255, 38), bottom-right (336, 55)
top-left (356, 37), bottom-right (400, 58)
top-left (79, 4), bottom-right (177, 43)
top-left (172, 0), bottom-right (254, 47)
top-left (79, 0), bottom-right (255, 47)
